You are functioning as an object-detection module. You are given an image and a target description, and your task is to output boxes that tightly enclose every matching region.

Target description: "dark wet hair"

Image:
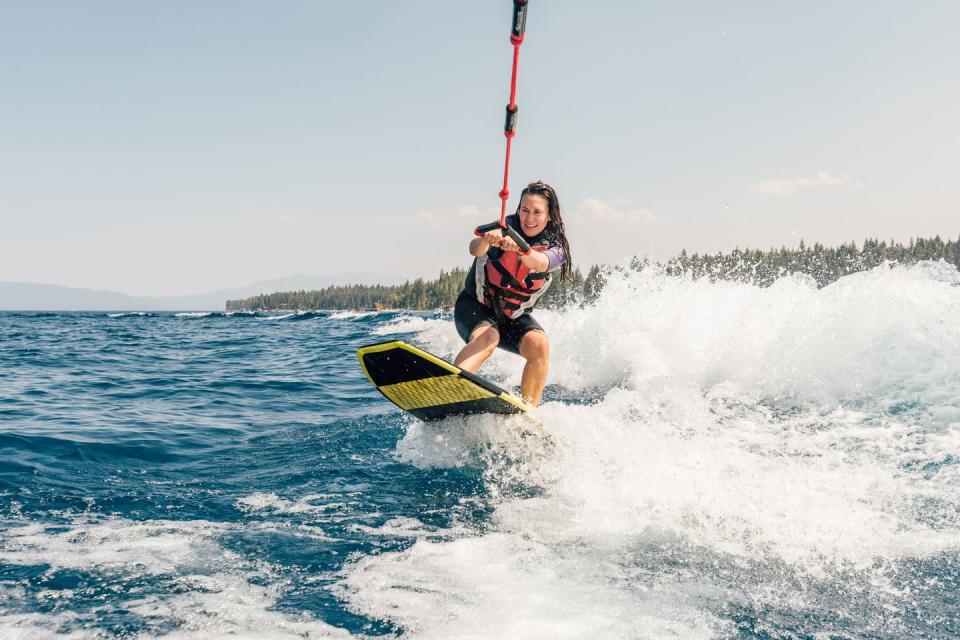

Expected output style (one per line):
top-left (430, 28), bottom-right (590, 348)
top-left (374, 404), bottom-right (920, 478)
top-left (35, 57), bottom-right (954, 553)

top-left (516, 180), bottom-right (573, 281)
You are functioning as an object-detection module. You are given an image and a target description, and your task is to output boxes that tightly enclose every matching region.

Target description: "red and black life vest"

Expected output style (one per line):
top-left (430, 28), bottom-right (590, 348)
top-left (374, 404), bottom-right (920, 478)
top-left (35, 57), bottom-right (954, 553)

top-left (468, 215), bottom-right (555, 319)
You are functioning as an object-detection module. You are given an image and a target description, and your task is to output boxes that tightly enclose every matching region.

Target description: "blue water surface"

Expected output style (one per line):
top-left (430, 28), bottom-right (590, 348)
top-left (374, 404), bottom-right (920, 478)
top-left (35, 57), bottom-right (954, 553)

top-left (1, 308), bottom-right (958, 639)
top-left (0, 311), bottom-right (487, 637)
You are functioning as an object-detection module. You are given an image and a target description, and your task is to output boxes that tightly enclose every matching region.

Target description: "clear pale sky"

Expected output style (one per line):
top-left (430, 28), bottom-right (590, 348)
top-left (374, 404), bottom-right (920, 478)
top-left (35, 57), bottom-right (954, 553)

top-left (2, 1), bottom-right (958, 296)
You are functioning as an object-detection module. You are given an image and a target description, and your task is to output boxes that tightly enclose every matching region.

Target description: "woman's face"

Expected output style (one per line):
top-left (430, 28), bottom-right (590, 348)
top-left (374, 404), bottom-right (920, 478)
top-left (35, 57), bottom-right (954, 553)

top-left (518, 193), bottom-right (550, 237)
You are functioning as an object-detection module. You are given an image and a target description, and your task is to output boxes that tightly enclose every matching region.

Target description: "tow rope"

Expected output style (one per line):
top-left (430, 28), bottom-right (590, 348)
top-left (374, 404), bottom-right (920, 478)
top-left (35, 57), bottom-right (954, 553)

top-left (499, 0), bottom-right (528, 226)
top-left (475, 0), bottom-right (532, 254)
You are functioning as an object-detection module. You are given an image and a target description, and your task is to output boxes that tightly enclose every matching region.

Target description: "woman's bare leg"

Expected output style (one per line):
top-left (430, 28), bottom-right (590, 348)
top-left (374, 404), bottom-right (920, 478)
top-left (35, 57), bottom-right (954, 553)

top-left (518, 330), bottom-right (550, 406)
top-left (454, 323), bottom-right (500, 373)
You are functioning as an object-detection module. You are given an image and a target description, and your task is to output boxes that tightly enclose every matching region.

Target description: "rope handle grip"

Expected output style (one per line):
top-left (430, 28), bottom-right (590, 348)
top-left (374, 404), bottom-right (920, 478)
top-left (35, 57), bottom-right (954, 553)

top-left (511, 0), bottom-right (528, 45)
top-left (474, 221), bottom-right (532, 255)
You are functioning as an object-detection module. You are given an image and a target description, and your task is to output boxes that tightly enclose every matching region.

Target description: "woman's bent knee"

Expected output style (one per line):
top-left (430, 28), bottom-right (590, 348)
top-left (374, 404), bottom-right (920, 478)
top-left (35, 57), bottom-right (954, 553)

top-left (470, 324), bottom-right (500, 351)
top-left (520, 330), bottom-right (549, 360)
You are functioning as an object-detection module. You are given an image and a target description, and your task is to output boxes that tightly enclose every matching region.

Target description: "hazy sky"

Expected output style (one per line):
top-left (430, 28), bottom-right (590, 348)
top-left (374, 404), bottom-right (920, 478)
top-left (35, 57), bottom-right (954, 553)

top-left (2, 1), bottom-right (958, 296)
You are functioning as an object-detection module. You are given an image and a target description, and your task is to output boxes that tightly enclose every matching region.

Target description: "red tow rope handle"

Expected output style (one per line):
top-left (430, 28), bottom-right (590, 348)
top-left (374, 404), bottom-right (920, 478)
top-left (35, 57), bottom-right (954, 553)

top-left (475, 221), bottom-right (532, 255)
top-left (475, 0), bottom-right (531, 255)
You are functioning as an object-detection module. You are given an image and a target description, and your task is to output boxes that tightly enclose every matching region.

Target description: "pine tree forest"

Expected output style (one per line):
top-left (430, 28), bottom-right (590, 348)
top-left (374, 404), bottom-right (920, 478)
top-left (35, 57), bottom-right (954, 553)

top-left (226, 235), bottom-right (960, 311)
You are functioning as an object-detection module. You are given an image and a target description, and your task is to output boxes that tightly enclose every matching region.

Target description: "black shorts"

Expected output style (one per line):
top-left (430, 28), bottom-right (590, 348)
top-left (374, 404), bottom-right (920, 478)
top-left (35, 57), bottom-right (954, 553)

top-left (454, 291), bottom-right (544, 356)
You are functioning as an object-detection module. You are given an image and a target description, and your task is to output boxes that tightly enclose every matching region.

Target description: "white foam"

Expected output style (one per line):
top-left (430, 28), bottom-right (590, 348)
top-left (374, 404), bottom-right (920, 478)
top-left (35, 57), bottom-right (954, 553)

top-left (0, 607), bottom-right (88, 640)
top-left (0, 516), bottom-right (352, 639)
top-left (126, 576), bottom-right (354, 639)
top-left (329, 311), bottom-right (376, 320)
top-left (235, 492), bottom-right (355, 516)
top-left (371, 315), bottom-right (446, 336)
top-left (544, 260), bottom-right (960, 415)
top-left (0, 518), bottom-right (229, 574)
top-left (338, 262), bottom-right (960, 637)
top-left (255, 312), bottom-right (297, 321)
top-left (338, 532), bottom-right (725, 639)
top-left (348, 516), bottom-right (465, 541)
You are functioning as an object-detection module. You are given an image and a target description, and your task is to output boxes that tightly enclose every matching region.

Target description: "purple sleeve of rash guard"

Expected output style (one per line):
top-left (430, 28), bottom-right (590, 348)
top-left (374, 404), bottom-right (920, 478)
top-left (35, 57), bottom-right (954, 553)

top-left (544, 246), bottom-right (566, 272)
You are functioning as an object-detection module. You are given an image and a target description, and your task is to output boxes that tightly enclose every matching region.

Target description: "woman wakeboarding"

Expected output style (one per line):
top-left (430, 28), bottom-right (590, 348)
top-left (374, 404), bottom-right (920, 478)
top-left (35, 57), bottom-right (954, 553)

top-left (453, 180), bottom-right (572, 406)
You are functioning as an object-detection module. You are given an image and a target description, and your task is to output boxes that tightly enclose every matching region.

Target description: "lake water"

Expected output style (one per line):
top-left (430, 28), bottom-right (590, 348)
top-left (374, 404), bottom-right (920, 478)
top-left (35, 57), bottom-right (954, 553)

top-left (2, 262), bottom-right (959, 638)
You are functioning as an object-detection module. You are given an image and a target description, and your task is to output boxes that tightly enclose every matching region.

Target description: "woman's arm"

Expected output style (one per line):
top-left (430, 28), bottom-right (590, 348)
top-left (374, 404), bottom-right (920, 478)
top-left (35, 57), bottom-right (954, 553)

top-left (470, 230), bottom-right (504, 257)
top-left (470, 229), bottom-right (551, 272)
top-left (517, 249), bottom-right (549, 272)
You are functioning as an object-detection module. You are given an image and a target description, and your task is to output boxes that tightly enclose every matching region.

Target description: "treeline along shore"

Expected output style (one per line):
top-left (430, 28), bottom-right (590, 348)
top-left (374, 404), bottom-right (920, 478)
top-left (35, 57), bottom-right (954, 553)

top-left (226, 235), bottom-right (960, 311)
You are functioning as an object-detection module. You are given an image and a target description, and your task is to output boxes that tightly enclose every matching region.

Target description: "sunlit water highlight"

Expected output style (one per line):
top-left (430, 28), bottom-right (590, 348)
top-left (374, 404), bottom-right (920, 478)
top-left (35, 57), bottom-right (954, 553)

top-left (1, 262), bottom-right (959, 638)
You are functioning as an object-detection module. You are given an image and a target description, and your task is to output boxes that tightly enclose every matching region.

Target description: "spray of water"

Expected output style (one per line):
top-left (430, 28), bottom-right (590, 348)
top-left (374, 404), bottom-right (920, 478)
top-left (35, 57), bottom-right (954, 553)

top-left (340, 261), bottom-right (960, 638)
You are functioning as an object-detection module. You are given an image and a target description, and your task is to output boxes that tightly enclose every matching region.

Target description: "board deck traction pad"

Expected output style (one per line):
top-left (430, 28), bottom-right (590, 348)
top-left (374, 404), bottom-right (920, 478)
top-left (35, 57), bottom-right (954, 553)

top-left (357, 341), bottom-right (531, 421)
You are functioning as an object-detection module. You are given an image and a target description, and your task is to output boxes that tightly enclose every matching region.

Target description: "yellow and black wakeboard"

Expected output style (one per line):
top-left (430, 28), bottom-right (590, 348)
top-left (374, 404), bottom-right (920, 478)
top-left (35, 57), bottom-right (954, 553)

top-left (357, 341), bottom-right (531, 421)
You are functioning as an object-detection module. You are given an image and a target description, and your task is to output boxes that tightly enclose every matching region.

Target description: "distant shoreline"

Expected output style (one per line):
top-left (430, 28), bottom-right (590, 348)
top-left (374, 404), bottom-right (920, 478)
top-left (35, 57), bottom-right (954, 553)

top-left (4, 237), bottom-right (957, 312)
top-left (227, 235), bottom-right (960, 312)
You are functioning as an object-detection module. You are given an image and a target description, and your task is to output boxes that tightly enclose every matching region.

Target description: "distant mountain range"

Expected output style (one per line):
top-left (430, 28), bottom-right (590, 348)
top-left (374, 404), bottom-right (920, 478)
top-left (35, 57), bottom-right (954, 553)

top-left (0, 273), bottom-right (407, 311)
